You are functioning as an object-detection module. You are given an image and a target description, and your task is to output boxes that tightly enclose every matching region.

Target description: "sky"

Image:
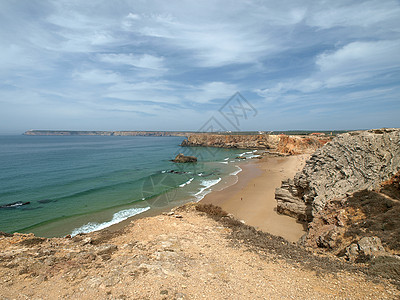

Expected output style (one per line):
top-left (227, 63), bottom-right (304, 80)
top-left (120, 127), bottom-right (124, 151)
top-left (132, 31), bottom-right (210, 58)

top-left (0, 0), bottom-right (399, 134)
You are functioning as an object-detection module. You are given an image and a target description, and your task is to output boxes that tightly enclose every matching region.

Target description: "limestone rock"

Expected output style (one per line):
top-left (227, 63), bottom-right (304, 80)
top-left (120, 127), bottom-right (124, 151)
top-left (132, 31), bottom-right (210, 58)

top-left (275, 128), bottom-right (400, 221)
top-left (172, 153), bottom-right (197, 163)
top-left (180, 134), bottom-right (329, 154)
top-left (345, 236), bottom-right (386, 261)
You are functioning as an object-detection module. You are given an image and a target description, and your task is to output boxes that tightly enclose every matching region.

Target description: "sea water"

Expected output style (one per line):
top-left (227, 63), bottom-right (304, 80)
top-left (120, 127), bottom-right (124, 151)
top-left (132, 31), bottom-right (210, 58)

top-left (0, 135), bottom-right (254, 237)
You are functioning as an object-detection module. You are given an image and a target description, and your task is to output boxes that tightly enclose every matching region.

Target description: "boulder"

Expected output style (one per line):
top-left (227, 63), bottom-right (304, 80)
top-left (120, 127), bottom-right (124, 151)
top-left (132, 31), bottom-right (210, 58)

top-left (172, 153), bottom-right (197, 163)
top-left (345, 236), bottom-right (386, 261)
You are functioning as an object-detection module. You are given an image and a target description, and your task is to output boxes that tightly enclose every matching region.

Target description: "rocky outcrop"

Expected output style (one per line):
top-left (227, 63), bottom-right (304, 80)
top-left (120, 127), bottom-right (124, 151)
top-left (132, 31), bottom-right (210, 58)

top-left (275, 129), bottom-right (400, 222)
top-left (345, 236), bottom-right (386, 262)
top-left (172, 153), bottom-right (197, 163)
top-left (303, 174), bottom-right (400, 256)
top-left (181, 134), bottom-right (329, 155)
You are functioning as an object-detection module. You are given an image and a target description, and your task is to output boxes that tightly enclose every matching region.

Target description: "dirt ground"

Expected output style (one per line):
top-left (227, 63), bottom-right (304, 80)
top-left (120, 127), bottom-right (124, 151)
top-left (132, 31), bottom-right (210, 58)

top-left (1, 203), bottom-right (399, 299)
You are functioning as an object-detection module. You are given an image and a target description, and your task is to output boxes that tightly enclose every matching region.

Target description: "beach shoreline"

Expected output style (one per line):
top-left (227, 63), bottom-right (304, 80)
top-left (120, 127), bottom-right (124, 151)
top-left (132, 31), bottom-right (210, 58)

top-left (110, 153), bottom-right (308, 243)
top-left (200, 154), bottom-right (308, 242)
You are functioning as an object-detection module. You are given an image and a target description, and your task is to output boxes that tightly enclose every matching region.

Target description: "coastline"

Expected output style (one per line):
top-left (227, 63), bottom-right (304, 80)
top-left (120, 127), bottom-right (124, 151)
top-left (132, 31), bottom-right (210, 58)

top-left (201, 154), bottom-right (308, 242)
top-left (109, 154), bottom-right (308, 243)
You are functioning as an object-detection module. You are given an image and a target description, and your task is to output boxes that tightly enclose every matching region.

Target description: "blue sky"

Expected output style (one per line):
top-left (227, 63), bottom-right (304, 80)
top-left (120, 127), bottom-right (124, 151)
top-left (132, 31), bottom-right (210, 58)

top-left (1, 0), bottom-right (399, 134)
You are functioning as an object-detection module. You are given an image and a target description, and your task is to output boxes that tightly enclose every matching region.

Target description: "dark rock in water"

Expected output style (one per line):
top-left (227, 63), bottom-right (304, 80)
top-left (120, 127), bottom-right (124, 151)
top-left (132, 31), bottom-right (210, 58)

top-left (172, 153), bottom-right (197, 163)
top-left (38, 199), bottom-right (53, 204)
top-left (0, 201), bottom-right (31, 209)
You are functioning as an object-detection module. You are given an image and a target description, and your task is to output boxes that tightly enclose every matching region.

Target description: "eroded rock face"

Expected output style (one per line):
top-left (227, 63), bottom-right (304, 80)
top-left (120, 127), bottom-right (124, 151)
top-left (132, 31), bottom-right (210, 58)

top-left (276, 129), bottom-right (400, 222)
top-left (181, 134), bottom-right (329, 155)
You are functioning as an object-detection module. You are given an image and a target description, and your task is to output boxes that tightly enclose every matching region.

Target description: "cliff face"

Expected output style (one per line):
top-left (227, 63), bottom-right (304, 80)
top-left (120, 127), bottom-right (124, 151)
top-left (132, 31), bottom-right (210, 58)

top-left (275, 129), bottom-right (400, 222)
top-left (23, 130), bottom-right (189, 137)
top-left (181, 134), bottom-right (330, 155)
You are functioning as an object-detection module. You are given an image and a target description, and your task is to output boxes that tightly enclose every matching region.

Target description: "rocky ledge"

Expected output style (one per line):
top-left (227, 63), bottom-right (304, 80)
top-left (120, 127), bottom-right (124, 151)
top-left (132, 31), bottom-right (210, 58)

top-left (275, 128), bottom-right (400, 222)
top-left (275, 128), bottom-right (400, 266)
top-left (181, 134), bottom-right (330, 155)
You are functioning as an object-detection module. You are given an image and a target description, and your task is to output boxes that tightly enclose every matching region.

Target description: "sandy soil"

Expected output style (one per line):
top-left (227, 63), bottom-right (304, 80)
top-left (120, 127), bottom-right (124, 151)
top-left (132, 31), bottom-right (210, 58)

top-left (202, 155), bottom-right (308, 242)
top-left (1, 205), bottom-right (399, 299)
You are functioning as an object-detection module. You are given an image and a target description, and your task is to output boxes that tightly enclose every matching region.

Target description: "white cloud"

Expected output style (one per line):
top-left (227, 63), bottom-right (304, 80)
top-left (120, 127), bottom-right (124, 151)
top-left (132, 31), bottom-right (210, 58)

top-left (186, 82), bottom-right (238, 103)
top-left (306, 1), bottom-right (400, 29)
top-left (97, 53), bottom-right (165, 70)
top-left (316, 40), bottom-right (400, 73)
top-left (73, 69), bottom-right (122, 84)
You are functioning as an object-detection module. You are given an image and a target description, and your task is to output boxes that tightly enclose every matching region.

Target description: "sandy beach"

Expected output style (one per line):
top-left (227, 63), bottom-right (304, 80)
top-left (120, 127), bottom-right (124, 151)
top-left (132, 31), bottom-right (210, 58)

top-left (201, 154), bottom-right (308, 242)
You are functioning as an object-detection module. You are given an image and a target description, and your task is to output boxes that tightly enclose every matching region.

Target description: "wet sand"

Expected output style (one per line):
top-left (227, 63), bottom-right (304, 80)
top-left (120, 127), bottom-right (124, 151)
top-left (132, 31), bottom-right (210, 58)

top-left (201, 155), bottom-right (308, 242)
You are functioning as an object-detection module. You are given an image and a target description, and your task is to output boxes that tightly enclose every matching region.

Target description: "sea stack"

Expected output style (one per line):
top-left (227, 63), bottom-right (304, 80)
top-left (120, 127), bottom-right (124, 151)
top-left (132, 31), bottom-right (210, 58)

top-left (172, 153), bottom-right (197, 163)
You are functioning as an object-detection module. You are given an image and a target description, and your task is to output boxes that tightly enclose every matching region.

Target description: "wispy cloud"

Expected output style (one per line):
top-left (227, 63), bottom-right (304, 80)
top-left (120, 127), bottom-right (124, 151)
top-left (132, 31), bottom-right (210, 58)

top-left (0, 0), bottom-right (399, 133)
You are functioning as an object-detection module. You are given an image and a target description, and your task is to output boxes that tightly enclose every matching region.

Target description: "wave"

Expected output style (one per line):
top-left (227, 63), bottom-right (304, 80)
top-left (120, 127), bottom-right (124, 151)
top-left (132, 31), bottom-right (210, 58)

top-left (194, 178), bottom-right (221, 200)
top-left (179, 178), bottom-right (194, 187)
top-left (238, 150), bottom-right (260, 159)
top-left (238, 151), bottom-right (253, 157)
top-left (246, 154), bottom-right (261, 159)
top-left (218, 161), bottom-right (228, 164)
top-left (71, 206), bottom-right (150, 236)
top-left (230, 166), bottom-right (242, 176)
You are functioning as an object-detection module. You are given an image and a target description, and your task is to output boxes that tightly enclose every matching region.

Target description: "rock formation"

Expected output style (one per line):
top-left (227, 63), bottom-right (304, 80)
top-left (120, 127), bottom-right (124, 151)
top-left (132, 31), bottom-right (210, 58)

top-left (181, 134), bottom-right (329, 155)
top-left (275, 128), bottom-right (400, 222)
top-left (172, 153), bottom-right (197, 163)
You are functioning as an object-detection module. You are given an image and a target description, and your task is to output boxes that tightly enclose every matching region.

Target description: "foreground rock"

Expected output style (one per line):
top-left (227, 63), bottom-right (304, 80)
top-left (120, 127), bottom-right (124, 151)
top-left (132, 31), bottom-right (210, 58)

top-left (172, 153), bottom-right (197, 163)
top-left (304, 173), bottom-right (400, 260)
top-left (1, 204), bottom-right (399, 299)
top-left (275, 128), bottom-right (400, 222)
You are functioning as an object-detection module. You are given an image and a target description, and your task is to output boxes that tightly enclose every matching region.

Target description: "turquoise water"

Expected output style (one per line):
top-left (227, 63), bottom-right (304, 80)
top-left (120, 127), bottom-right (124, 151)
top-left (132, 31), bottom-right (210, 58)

top-left (0, 135), bottom-right (251, 237)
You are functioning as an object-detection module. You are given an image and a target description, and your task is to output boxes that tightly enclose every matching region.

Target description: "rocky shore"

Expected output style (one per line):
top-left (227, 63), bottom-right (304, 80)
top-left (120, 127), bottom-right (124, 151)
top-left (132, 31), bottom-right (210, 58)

top-left (275, 128), bottom-right (400, 274)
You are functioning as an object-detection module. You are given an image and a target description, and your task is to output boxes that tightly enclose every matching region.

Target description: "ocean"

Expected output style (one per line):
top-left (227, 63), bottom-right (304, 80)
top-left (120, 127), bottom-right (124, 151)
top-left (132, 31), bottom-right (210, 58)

top-left (0, 135), bottom-right (257, 237)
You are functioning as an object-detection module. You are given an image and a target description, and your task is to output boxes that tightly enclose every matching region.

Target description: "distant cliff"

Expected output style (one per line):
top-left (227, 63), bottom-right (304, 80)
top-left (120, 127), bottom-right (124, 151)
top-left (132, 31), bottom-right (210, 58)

top-left (23, 130), bottom-right (190, 137)
top-left (181, 134), bottom-right (330, 155)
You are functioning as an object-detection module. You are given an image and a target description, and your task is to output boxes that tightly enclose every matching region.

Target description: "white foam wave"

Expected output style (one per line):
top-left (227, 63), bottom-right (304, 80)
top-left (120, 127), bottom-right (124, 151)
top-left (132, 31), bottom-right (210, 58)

top-left (224, 157), bottom-right (229, 161)
top-left (219, 161), bottom-right (228, 164)
top-left (239, 151), bottom-right (253, 157)
top-left (179, 178), bottom-right (194, 187)
top-left (230, 166), bottom-right (242, 176)
top-left (246, 154), bottom-right (261, 159)
top-left (71, 206), bottom-right (150, 236)
top-left (194, 178), bottom-right (221, 200)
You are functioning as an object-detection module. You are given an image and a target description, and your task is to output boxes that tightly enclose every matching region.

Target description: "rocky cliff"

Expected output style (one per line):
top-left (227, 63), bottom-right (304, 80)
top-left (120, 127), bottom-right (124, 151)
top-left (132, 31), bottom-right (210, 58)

top-left (275, 129), bottom-right (400, 222)
top-left (23, 130), bottom-right (190, 136)
top-left (181, 134), bottom-right (330, 155)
